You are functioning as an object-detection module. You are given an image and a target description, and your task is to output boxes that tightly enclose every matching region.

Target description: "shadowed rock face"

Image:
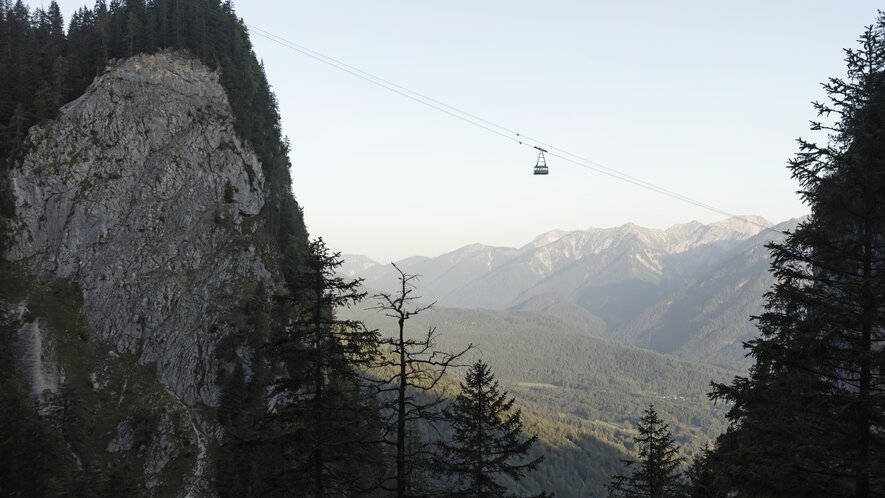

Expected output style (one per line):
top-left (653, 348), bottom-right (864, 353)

top-left (7, 52), bottom-right (274, 406)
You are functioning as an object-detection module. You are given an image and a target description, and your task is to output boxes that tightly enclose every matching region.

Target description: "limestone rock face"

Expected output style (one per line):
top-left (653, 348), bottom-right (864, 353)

top-left (7, 52), bottom-right (274, 406)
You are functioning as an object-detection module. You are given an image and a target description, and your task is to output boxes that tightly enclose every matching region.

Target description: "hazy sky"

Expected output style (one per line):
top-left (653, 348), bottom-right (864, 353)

top-left (51, 1), bottom-right (881, 261)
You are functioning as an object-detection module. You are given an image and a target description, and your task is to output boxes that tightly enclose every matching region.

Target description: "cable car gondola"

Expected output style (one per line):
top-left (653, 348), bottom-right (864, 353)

top-left (533, 147), bottom-right (549, 175)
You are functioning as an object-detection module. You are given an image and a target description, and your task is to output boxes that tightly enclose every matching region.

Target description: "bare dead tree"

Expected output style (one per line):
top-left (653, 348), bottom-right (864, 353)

top-left (370, 263), bottom-right (473, 498)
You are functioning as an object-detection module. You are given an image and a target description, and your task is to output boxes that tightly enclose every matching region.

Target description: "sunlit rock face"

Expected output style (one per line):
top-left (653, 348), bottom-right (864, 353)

top-left (7, 51), bottom-right (274, 406)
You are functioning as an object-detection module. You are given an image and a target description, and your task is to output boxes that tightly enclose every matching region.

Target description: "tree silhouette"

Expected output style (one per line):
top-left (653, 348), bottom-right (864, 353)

top-left (607, 405), bottom-right (685, 498)
top-left (371, 263), bottom-right (473, 498)
top-left (267, 238), bottom-right (384, 496)
top-left (435, 359), bottom-right (547, 498)
top-left (709, 15), bottom-right (885, 497)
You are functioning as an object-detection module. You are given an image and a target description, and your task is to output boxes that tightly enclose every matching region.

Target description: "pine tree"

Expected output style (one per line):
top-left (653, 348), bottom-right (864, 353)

top-left (435, 360), bottom-right (547, 498)
top-left (709, 15), bottom-right (885, 497)
top-left (214, 285), bottom-right (277, 498)
top-left (607, 405), bottom-right (685, 498)
top-left (683, 446), bottom-right (726, 498)
top-left (268, 238), bottom-right (384, 497)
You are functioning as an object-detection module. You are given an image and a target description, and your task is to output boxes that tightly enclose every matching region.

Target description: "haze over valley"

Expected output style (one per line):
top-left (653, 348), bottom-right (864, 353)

top-left (342, 215), bottom-right (798, 371)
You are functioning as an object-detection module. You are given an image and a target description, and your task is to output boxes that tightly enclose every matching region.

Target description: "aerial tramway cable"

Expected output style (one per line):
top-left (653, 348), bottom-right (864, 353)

top-left (245, 24), bottom-right (785, 235)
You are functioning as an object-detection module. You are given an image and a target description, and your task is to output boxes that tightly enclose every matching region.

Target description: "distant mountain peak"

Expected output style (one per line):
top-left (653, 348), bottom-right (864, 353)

top-left (709, 215), bottom-right (772, 232)
top-left (343, 214), bottom-right (807, 378)
top-left (340, 254), bottom-right (381, 276)
top-left (521, 229), bottom-right (571, 251)
top-left (665, 220), bottom-right (704, 231)
top-left (460, 242), bottom-right (487, 251)
top-left (346, 216), bottom-right (789, 314)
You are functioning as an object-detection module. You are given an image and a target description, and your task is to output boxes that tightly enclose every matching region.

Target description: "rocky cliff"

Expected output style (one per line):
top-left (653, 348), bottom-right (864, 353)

top-left (2, 51), bottom-right (283, 495)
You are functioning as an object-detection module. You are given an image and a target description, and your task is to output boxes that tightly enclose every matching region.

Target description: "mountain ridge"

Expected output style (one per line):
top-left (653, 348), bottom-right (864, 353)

top-left (344, 216), bottom-right (802, 369)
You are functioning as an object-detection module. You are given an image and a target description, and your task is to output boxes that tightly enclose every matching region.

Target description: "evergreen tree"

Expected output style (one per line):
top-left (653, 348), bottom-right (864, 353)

top-left (709, 15), bottom-right (885, 497)
top-left (43, 1), bottom-right (65, 61)
top-left (607, 405), bottom-right (685, 498)
top-left (683, 446), bottom-right (726, 498)
top-left (435, 359), bottom-right (547, 498)
top-left (214, 284), bottom-right (280, 498)
top-left (268, 238), bottom-right (384, 497)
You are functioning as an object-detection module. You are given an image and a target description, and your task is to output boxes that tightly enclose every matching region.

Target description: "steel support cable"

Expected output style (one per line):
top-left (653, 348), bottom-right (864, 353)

top-left (246, 24), bottom-right (784, 235)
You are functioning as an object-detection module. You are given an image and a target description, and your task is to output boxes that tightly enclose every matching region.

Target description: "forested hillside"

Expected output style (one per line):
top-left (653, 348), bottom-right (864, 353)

top-left (341, 301), bottom-right (734, 497)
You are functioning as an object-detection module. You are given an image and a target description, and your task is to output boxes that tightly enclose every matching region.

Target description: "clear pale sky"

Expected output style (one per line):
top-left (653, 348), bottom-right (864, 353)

top-left (52, 1), bottom-right (880, 261)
